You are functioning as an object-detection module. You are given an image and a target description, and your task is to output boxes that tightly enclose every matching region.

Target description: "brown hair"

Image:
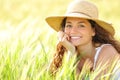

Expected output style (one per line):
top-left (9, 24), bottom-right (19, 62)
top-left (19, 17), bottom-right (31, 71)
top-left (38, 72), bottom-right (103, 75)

top-left (49, 18), bottom-right (120, 74)
top-left (88, 20), bottom-right (120, 53)
top-left (49, 43), bottom-right (66, 74)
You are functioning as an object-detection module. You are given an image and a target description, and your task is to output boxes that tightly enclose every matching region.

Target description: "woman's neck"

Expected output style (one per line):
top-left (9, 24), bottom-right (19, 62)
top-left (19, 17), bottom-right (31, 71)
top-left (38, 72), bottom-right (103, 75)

top-left (77, 42), bottom-right (96, 59)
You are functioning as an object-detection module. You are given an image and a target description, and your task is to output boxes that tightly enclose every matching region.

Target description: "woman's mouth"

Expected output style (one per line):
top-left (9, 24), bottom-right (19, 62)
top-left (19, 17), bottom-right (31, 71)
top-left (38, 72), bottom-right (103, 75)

top-left (69, 36), bottom-right (83, 45)
top-left (71, 36), bottom-right (81, 39)
top-left (70, 36), bottom-right (82, 41)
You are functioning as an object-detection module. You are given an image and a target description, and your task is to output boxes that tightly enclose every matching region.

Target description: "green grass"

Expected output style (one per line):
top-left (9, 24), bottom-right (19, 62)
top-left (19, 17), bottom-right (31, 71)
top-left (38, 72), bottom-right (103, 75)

top-left (0, 0), bottom-right (120, 80)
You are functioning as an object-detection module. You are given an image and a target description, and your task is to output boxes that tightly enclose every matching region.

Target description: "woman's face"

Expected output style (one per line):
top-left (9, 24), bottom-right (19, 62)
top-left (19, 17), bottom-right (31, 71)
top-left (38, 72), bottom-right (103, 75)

top-left (64, 17), bottom-right (95, 46)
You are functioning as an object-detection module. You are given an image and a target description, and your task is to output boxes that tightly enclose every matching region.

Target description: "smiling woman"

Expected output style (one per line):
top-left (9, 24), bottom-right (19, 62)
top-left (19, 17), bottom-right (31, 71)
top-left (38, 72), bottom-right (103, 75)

top-left (64, 17), bottom-right (94, 47)
top-left (45, 0), bottom-right (120, 79)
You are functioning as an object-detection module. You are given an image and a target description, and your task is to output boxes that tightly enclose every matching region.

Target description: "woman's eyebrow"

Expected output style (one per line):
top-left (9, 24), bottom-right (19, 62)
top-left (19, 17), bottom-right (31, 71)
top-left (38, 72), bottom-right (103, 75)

top-left (66, 21), bottom-right (71, 23)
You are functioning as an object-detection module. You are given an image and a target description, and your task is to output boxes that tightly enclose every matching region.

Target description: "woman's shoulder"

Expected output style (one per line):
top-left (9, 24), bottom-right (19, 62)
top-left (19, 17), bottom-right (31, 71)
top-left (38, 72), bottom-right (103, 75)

top-left (100, 44), bottom-right (118, 54)
top-left (95, 43), bottom-right (119, 58)
top-left (96, 44), bottom-right (120, 68)
top-left (98, 44), bottom-right (119, 61)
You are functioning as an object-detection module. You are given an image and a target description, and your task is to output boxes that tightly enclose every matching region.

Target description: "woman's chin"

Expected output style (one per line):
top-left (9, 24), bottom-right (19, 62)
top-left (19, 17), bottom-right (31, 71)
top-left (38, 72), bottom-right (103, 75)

top-left (72, 43), bottom-right (81, 46)
top-left (70, 40), bottom-right (81, 46)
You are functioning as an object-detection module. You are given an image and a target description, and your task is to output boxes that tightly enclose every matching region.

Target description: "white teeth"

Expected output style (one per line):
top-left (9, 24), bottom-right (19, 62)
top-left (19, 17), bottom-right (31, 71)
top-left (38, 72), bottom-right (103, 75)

top-left (71, 37), bottom-right (80, 39)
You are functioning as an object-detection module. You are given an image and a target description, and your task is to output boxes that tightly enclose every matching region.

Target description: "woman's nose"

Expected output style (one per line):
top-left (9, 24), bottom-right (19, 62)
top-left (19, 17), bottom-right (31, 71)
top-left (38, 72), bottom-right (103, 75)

top-left (70, 27), bottom-right (78, 33)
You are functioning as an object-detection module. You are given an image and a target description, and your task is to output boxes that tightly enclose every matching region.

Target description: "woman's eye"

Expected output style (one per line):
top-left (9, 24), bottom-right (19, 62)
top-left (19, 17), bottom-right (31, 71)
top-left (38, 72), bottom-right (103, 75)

top-left (78, 24), bottom-right (85, 28)
top-left (65, 25), bottom-right (72, 28)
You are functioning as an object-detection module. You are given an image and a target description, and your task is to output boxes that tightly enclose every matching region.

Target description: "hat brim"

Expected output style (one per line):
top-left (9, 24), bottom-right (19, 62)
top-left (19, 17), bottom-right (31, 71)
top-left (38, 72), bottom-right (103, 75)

top-left (46, 15), bottom-right (115, 35)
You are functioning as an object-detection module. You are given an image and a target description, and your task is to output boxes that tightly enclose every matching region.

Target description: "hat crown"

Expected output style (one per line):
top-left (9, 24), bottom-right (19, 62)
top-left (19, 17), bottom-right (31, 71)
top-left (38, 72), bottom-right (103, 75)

top-left (66, 0), bottom-right (98, 18)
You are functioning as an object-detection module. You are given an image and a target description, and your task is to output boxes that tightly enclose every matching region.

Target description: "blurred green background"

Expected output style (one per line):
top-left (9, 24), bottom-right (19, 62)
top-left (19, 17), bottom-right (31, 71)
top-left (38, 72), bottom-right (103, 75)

top-left (0, 0), bottom-right (120, 79)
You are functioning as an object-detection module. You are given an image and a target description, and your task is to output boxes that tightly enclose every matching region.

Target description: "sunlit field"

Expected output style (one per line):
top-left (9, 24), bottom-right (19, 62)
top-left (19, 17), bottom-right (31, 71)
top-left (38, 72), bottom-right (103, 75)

top-left (0, 0), bottom-right (120, 80)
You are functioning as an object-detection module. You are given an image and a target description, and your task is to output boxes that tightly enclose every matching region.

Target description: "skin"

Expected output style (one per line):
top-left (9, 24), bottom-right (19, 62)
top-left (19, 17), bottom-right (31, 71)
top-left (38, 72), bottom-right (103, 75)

top-left (57, 17), bottom-right (119, 73)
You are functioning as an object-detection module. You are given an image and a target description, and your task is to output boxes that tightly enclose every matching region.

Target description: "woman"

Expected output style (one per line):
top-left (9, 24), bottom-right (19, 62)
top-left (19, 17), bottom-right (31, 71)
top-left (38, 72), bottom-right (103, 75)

top-left (45, 0), bottom-right (120, 78)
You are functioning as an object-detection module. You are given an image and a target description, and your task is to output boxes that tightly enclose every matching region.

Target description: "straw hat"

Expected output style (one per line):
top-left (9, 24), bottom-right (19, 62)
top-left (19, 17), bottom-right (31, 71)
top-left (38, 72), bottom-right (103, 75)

top-left (45, 0), bottom-right (115, 35)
